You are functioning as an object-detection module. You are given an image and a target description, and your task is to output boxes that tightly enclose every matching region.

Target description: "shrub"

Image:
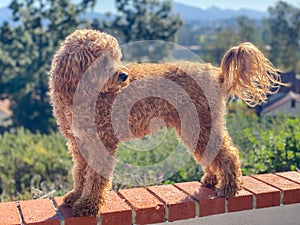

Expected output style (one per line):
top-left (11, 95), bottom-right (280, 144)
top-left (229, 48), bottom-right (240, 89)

top-left (227, 102), bottom-right (300, 175)
top-left (0, 102), bottom-right (299, 201)
top-left (113, 129), bottom-right (202, 189)
top-left (239, 116), bottom-right (300, 175)
top-left (0, 128), bottom-right (72, 201)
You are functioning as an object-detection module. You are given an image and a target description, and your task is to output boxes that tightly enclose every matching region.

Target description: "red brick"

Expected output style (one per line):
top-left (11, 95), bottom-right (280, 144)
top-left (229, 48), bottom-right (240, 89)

top-left (101, 191), bottom-right (132, 225)
top-left (55, 197), bottom-right (97, 225)
top-left (118, 187), bottom-right (164, 224)
top-left (19, 199), bottom-right (59, 225)
top-left (227, 189), bottom-right (253, 212)
top-left (147, 184), bottom-right (196, 221)
top-left (0, 201), bottom-right (19, 225)
top-left (242, 176), bottom-right (280, 208)
top-left (253, 174), bottom-right (300, 205)
top-left (174, 181), bottom-right (225, 217)
top-left (276, 171), bottom-right (300, 185)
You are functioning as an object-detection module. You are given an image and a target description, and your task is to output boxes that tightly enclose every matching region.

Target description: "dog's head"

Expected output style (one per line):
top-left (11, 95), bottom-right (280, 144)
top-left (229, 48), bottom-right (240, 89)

top-left (50, 29), bottom-right (130, 102)
top-left (100, 66), bottom-right (130, 93)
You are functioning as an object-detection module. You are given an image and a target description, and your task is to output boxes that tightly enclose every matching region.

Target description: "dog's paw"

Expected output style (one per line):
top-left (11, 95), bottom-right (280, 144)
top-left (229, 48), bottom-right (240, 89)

top-left (63, 190), bottom-right (82, 207)
top-left (216, 183), bottom-right (240, 198)
top-left (201, 173), bottom-right (218, 188)
top-left (72, 197), bottom-right (99, 217)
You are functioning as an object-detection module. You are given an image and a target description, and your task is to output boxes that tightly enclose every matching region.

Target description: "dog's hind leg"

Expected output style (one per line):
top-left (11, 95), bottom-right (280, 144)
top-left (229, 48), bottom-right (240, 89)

top-left (175, 117), bottom-right (241, 197)
top-left (202, 132), bottom-right (242, 197)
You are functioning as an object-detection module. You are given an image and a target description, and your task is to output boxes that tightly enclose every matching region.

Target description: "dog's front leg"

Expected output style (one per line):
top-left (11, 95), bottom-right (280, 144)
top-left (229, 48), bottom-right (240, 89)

top-left (63, 154), bottom-right (87, 207)
top-left (71, 140), bottom-right (116, 217)
top-left (63, 138), bottom-right (87, 207)
top-left (72, 166), bottom-right (112, 217)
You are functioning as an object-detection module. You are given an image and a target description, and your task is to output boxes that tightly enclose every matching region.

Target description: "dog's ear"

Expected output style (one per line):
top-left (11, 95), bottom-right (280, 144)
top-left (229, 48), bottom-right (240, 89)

top-left (220, 42), bottom-right (285, 107)
top-left (50, 49), bottom-right (87, 104)
top-left (50, 29), bottom-right (122, 104)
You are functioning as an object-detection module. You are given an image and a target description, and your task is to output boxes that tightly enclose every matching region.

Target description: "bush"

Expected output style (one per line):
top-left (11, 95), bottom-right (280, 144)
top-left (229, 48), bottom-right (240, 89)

top-left (241, 116), bottom-right (300, 175)
top-left (0, 102), bottom-right (299, 201)
top-left (0, 128), bottom-right (72, 201)
top-left (113, 129), bottom-right (202, 189)
top-left (227, 102), bottom-right (300, 175)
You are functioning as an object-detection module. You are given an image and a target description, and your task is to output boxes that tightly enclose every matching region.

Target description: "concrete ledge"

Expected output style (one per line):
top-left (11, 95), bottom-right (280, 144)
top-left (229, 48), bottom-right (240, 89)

top-left (159, 203), bottom-right (300, 225)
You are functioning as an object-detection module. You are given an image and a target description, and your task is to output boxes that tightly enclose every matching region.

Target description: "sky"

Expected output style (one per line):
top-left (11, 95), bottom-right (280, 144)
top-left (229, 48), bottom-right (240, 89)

top-left (0, 0), bottom-right (299, 13)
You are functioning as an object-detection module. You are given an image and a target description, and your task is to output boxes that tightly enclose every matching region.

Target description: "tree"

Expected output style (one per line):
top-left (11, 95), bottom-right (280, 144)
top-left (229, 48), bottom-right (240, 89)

top-left (236, 16), bottom-right (260, 43)
top-left (0, 0), bottom-right (96, 133)
top-left (207, 28), bottom-right (240, 64)
top-left (98, 0), bottom-right (182, 43)
top-left (266, 1), bottom-right (300, 70)
top-left (93, 0), bottom-right (183, 61)
top-left (200, 16), bottom-right (262, 65)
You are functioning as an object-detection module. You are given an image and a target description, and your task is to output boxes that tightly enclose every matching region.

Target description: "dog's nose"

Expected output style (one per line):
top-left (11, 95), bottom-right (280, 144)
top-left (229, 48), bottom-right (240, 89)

top-left (118, 72), bottom-right (128, 82)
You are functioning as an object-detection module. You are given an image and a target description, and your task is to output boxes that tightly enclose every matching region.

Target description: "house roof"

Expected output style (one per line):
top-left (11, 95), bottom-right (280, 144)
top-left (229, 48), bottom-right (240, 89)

top-left (262, 91), bottom-right (300, 114)
top-left (279, 71), bottom-right (300, 93)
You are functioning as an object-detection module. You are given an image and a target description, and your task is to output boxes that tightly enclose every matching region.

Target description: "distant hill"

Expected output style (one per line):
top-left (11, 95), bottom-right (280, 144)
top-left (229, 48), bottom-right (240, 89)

top-left (173, 2), bottom-right (268, 21)
top-left (0, 2), bottom-right (268, 25)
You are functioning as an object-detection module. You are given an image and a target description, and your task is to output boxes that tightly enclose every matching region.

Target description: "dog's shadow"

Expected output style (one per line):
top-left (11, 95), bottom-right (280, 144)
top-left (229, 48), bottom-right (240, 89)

top-left (176, 182), bottom-right (225, 217)
top-left (45, 197), bottom-right (96, 223)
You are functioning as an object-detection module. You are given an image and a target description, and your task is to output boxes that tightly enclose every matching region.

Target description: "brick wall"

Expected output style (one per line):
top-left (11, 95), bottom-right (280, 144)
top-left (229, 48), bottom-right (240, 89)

top-left (1, 171), bottom-right (300, 225)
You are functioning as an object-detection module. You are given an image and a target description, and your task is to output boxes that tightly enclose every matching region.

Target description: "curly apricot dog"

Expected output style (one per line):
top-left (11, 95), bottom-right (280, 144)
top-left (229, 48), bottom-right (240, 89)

top-left (49, 29), bottom-right (282, 216)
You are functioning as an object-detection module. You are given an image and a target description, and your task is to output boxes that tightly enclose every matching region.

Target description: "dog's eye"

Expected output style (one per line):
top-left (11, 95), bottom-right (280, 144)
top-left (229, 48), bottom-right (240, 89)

top-left (118, 72), bottom-right (128, 82)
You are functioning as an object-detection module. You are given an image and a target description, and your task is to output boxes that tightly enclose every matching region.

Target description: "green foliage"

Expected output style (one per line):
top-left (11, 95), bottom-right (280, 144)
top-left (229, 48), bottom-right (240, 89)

top-left (98, 0), bottom-right (183, 43)
top-left (227, 102), bottom-right (300, 175)
top-left (236, 17), bottom-right (254, 42)
top-left (0, 128), bottom-right (72, 202)
top-left (0, 0), bottom-right (182, 133)
top-left (179, 1), bottom-right (300, 69)
top-left (199, 16), bottom-right (263, 64)
top-left (1, 105), bottom-right (299, 201)
top-left (0, 0), bottom-right (96, 133)
top-left (244, 117), bottom-right (300, 174)
top-left (266, 1), bottom-right (300, 69)
top-left (0, 0), bottom-right (300, 202)
top-left (113, 129), bottom-right (202, 189)
top-left (93, 0), bottom-right (183, 62)
top-left (207, 27), bottom-right (240, 64)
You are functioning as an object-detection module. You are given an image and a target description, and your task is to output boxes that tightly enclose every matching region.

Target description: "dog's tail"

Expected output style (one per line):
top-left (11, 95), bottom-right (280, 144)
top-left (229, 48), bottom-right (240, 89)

top-left (220, 42), bottom-right (284, 107)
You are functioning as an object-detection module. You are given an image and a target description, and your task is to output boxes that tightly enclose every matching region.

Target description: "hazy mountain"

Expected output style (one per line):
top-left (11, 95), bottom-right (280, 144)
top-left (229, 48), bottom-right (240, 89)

top-left (173, 3), bottom-right (268, 21)
top-left (0, 2), bottom-right (268, 25)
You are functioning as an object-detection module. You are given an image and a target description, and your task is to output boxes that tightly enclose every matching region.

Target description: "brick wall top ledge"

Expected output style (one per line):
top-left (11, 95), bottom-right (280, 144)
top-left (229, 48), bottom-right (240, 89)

top-left (1, 171), bottom-right (300, 225)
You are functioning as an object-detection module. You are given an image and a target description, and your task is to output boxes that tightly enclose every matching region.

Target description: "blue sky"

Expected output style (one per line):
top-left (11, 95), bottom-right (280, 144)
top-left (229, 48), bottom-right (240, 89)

top-left (0, 0), bottom-right (299, 12)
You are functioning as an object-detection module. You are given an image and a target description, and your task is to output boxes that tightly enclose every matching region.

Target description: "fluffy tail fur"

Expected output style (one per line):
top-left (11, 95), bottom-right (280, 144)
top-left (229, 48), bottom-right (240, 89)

top-left (220, 42), bottom-right (284, 107)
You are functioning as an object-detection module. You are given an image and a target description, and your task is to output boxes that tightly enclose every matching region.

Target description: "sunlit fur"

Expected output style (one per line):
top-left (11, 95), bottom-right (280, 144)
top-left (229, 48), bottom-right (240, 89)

top-left (49, 29), bottom-right (283, 217)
